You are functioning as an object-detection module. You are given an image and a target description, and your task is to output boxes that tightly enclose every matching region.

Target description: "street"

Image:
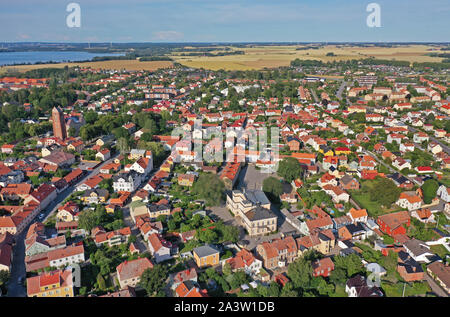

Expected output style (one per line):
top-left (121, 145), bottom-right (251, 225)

top-left (6, 152), bottom-right (119, 297)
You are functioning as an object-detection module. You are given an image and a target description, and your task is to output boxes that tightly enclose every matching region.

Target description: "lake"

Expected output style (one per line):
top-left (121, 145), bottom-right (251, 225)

top-left (0, 51), bottom-right (125, 66)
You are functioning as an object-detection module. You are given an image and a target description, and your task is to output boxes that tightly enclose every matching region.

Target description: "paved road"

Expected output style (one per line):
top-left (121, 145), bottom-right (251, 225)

top-left (311, 89), bottom-right (319, 104)
top-left (7, 152), bottom-right (118, 297)
top-left (336, 81), bottom-right (349, 101)
top-left (424, 272), bottom-right (449, 297)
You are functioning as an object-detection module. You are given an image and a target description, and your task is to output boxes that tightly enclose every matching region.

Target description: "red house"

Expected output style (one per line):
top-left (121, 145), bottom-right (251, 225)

top-left (377, 211), bottom-right (410, 237)
top-left (274, 273), bottom-right (290, 287)
top-left (361, 169), bottom-right (380, 180)
top-left (312, 257), bottom-right (335, 277)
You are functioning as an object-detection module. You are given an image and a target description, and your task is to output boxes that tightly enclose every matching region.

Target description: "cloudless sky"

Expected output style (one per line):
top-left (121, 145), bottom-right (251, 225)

top-left (0, 0), bottom-right (449, 43)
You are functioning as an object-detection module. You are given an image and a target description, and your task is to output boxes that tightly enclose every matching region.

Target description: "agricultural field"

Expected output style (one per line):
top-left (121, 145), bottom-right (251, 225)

top-left (172, 44), bottom-right (448, 71)
top-left (0, 59), bottom-right (173, 73)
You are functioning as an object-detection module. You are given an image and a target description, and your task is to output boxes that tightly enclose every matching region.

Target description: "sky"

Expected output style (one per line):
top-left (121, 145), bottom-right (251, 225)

top-left (0, 0), bottom-right (449, 43)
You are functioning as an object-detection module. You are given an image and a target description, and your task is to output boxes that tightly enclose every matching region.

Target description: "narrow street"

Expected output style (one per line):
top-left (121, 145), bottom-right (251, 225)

top-left (6, 152), bottom-right (119, 297)
top-left (424, 273), bottom-right (448, 297)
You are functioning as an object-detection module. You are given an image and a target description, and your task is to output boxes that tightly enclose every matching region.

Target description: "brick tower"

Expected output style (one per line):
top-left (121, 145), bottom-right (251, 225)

top-left (52, 106), bottom-right (67, 140)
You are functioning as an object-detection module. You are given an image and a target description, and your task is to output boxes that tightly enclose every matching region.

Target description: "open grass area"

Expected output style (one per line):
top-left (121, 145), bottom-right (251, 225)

top-left (330, 284), bottom-right (348, 297)
top-left (0, 59), bottom-right (173, 73)
top-left (430, 244), bottom-right (450, 259)
top-left (351, 192), bottom-right (384, 217)
top-left (381, 281), bottom-right (431, 297)
top-left (172, 44), bottom-right (447, 71)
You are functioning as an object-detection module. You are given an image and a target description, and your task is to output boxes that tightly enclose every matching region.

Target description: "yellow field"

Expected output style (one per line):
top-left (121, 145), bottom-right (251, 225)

top-left (0, 59), bottom-right (173, 73)
top-left (172, 44), bottom-right (446, 71)
top-left (0, 44), bottom-right (445, 73)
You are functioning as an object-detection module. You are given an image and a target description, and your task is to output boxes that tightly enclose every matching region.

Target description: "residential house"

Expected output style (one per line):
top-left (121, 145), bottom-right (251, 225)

top-left (397, 251), bottom-right (424, 282)
top-left (116, 257), bottom-right (154, 289)
top-left (80, 188), bottom-right (109, 204)
top-left (147, 233), bottom-right (172, 263)
top-left (312, 257), bottom-right (334, 277)
top-left (92, 226), bottom-right (131, 247)
top-left (345, 275), bottom-right (383, 297)
top-left (224, 248), bottom-right (262, 278)
top-left (377, 211), bottom-right (410, 237)
top-left (256, 236), bottom-right (298, 270)
top-left (296, 229), bottom-right (336, 255)
top-left (112, 171), bottom-right (141, 193)
top-left (193, 245), bottom-right (220, 268)
top-left (348, 208), bottom-right (368, 224)
top-left (26, 269), bottom-right (74, 297)
top-left (403, 239), bottom-right (435, 264)
top-left (178, 174), bottom-right (196, 187)
top-left (427, 261), bottom-right (450, 294)
top-left (56, 202), bottom-right (80, 222)
top-left (396, 192), bottom-right (422, 211)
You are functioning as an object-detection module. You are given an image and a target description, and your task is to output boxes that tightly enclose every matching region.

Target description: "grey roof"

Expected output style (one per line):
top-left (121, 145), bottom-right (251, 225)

top-left (245, 206), bottom-right (276, 221)
top-left (404, 239), bottom-right (431, 257)
top-left (193, 245), bottom-right (220, 258)
top-left (340, 174), bottom-right (355, 185)
top-left (242, 189), bottom-right (270, 206)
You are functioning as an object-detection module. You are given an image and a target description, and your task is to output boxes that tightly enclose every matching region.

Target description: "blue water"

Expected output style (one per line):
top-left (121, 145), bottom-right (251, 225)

top-left (0, 51), bottom-right (125, 66)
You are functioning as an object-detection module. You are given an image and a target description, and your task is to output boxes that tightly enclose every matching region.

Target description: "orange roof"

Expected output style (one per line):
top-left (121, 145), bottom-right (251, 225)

top-left (399, 192), bottom-right (422, 204)
top-left (291, 152), bottom-right (315, 160)
top-left (349, 208), bottom-right (368, 219)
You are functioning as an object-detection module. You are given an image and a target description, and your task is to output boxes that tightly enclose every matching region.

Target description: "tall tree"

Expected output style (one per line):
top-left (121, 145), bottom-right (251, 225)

top-left (139, 265), bottom-right (168, 297)
top-left (421, 179), bottom-right (439, 204)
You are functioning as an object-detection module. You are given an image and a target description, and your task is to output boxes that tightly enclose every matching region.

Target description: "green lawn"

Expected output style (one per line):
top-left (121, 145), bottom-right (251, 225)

top-left (430, 244), bottom-right (450, 259)
top-left (382, 281), bottom-right (431, 297)
top-left (330, 284), bottom-right (348, 297)
top-left (351, 192), bottom-right (383, 217)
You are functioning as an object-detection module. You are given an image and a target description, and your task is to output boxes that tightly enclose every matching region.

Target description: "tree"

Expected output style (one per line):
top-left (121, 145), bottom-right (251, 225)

top-left (329, 267), bottom-right (347, 286)
top-left (192, 173), bottom-right (225, 206)
top-left (421, 179), bottom-right (439, 204)
top-left (262, 177), bottom-right (283, 201)
top-left (96, 273), bottom-right (107, 291)
top-left (222, 262), bottom-right (232, 276)
top-left (196, 228), bottom-right (218, 244)
top-left (287, 254), bottom-right (314, 290)
top-left (85, 111), bottom-right (98, 124)
top-left (333, 254), bottom-right (364, 277)
top-left (277, 157), bottom-right (303, 183)
top-left (117, 137), bottom-right (130, 155)
top-left (220, 224), bottom-right (240, 243)
top-left (139, 265), bottom-right (168, 297)
top-left (78, 210), bottom-right (98, 232)
top-left (368, 177), bottom-right (401, 207)
top-left (280, 281), bottom-right (298, 297)
top-left (68, 126), bottom-right (77, 137)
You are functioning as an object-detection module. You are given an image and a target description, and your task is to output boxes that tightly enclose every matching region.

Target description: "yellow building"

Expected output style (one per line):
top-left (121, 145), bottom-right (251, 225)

top-left (193, 245), bottom-right (220, 268)
top-left (80, 189), bottom-right (109, 204)
top-left (319, 146), bottom-right (334, 157)
top-left (178, 174), bottom-right (195, 187)
top-left (27, 270), bottom-right (74, 297)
